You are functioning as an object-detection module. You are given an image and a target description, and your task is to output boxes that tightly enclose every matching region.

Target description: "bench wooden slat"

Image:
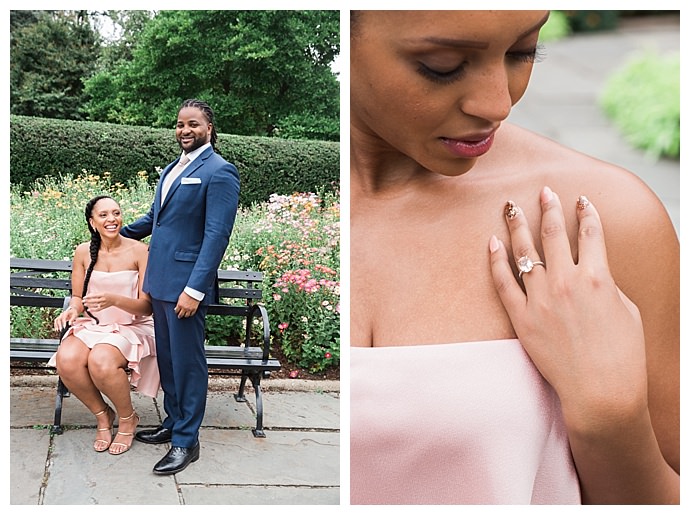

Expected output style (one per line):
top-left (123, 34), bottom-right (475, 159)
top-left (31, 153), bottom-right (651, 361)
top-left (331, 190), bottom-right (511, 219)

top-left (217, 287), bottom-right (262, 299)
top-left (10, 277), bottom-right (72, 289)
top-left (10, 296), bottom-right (68, 308)
top-left (10, 258), bottom-right (73, 271)
top-left (206, 357), bottom-right (282, 370)
top-left (207, 305), bottom-right (253, 317)
top-left (10, 350), bottom-right (58, 361)
top-left (10, 337), bottom-right (60, 349)
top-left (205, 345), bottom-right (264, 359)
top-left (9, 342), bottom-right (280, 368)
top-left (217, 269), bottom-right (263, 282)
top-left (9, 341), bottom-right (279, 365)
top-left (10, 336), bottom-right (59, 362)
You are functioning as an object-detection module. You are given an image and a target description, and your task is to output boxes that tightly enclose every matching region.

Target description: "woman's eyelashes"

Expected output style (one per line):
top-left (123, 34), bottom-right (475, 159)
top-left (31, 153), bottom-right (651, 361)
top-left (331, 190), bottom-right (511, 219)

top-left (416, 44), bottom-right (546, 85)
top-left (416, 62), bottom-right (467, 84)
top-left (507, 43), bottom-right (546, 64)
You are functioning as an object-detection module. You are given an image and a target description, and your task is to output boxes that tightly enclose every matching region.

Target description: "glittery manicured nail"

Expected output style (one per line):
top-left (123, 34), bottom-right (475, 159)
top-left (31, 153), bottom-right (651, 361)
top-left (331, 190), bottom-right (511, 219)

top-left (576, 195), bottom-right (590, 211)
top-left (504, 200), bottom-right (519, 220)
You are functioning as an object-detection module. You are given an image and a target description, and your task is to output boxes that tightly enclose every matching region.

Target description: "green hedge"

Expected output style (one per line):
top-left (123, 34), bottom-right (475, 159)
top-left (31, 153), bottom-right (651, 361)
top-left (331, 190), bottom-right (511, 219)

top-left (10, 115), bottom-right (339, 206)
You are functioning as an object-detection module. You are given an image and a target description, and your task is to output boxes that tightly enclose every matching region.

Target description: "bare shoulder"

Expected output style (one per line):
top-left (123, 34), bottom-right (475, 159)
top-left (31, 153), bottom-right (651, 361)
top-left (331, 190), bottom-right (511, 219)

top-left (73, 242), bottom-right (90, 266)
top-left (121, 236), bottom-right (147, 249)
top-left (499, 122), bottom-right (678, 297)
top-left (74, 241), bottom-right (90, 255)
top-left (501, 123), bottom-right (675, 242)
top-left (122, 237), bottom-right (149, 260)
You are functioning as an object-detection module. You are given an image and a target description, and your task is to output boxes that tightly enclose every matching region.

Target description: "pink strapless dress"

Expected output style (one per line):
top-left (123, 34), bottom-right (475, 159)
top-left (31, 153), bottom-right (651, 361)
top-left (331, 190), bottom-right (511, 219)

top-left (49, 270), bottom-right (160, 398)
top-left (350, 339), bottom-right (581, 505)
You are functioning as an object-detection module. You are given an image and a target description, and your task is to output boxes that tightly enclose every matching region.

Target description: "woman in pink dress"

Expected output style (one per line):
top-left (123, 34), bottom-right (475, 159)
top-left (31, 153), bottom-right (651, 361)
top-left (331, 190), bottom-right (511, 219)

top-left (52, 195), bottom-right (159, 455)
top-left (350, 11), bottom-right (679, 504)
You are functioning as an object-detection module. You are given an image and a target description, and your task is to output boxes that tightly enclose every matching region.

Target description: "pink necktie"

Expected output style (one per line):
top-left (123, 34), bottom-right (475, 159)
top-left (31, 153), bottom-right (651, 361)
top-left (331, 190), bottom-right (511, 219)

top-left (161, 154), bottom-right (190, 202)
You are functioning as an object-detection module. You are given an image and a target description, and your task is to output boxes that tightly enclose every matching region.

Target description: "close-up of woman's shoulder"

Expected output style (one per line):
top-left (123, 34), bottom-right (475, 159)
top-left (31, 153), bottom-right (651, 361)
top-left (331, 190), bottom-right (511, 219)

top-left (499, 121), bottom-right (677, 299)
top-left (120, 234), bottom-right (147, 246)
top-left (125, 236), bottom-right (150, 260)
top-left (73, 241), bottom-right (91, 258)
top-left (501, 122), bottom-right (675, 237)
top-left (129, 237), bottom-right (149, 250)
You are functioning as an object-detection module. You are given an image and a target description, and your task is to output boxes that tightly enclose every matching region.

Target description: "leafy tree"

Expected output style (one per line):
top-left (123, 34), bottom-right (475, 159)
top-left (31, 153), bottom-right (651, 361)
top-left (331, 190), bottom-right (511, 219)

top-left (91, 10), bottom-right (156, 68)
top-left (77, 10), bottom-right (156, 125)
top-left (10, 10), bottom-right (101, 120)
top-left (83, 10), bottom-right (340, 140)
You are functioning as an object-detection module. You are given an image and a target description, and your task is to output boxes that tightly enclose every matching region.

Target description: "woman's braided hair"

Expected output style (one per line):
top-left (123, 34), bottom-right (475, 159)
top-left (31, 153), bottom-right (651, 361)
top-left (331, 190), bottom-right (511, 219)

top-left (82, 195), bottom-right (114, 324)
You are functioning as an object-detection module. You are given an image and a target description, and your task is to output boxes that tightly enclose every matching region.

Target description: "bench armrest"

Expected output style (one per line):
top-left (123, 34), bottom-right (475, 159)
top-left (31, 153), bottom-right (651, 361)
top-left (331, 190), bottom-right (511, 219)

top-left (58, 296), bottom-right (72, 340)
top-left (246, 304), bottom-right (272, 361)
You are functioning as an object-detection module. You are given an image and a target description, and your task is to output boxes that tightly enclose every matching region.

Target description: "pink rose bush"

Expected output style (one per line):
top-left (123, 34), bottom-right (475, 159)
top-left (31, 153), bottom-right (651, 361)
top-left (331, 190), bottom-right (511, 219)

top-left (254, 192), bottom-right (340, 373)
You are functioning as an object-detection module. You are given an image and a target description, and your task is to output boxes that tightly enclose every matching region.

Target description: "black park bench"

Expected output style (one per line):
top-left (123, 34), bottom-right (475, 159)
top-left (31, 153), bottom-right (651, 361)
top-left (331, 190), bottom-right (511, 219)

top-left (10, 257), bottom-right (281, 437)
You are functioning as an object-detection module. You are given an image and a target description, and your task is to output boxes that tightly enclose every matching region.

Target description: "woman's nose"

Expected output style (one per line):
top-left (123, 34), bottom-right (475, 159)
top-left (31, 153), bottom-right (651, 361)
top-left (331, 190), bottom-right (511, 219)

top-left (458, 64), bottom-right (513, 123)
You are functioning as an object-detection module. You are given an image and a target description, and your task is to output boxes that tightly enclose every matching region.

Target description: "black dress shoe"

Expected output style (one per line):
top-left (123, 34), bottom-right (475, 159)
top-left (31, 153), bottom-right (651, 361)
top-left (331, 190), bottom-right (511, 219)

top-left (153, 443), bottom-right (200, 475)
top-left (135, 426), bottom-right (172, 444)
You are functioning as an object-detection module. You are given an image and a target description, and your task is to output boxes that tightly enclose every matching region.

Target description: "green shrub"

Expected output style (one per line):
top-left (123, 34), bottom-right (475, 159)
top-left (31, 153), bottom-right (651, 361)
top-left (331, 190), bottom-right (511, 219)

top-left (600, 51), bottom-right (680, 159)
top-left (11, 305), bottom-right (61, 340)
top-left (10, 115), bottom-right (339, 206)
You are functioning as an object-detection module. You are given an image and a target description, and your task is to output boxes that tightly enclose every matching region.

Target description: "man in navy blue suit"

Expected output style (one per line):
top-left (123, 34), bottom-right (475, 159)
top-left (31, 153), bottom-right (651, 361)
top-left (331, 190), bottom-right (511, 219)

top-left (121, 99), bottom-right (240, 475)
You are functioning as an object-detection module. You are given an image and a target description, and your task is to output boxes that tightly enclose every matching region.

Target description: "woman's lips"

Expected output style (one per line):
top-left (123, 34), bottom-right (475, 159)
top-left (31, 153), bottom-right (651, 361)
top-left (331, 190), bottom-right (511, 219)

top-left (440, 132), bottom-right (495, 158)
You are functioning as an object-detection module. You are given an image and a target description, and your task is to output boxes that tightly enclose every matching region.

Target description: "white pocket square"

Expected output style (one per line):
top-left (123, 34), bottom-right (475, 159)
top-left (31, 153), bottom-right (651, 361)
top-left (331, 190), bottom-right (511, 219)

top-left (181, 177), bottom-right (201, 184)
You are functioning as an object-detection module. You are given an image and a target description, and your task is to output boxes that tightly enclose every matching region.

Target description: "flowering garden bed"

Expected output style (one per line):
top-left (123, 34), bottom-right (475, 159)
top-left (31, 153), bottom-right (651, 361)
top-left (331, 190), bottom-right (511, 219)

top-left (10, 172), bottom-right (340, 377)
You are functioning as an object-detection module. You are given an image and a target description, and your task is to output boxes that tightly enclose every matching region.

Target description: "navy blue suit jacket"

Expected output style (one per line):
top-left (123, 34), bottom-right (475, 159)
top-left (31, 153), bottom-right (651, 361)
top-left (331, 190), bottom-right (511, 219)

top-left (122, 146), bottom-right (240, 304)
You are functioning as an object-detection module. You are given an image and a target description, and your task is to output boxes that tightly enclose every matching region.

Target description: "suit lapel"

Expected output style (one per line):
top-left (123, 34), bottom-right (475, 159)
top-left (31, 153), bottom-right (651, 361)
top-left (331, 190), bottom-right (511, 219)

top-left (161, 160), bottom-right (199, 209)
top-left (157, 161), bottom-right (177, 210)
top-left (158, 146), bottom-right (213, 211)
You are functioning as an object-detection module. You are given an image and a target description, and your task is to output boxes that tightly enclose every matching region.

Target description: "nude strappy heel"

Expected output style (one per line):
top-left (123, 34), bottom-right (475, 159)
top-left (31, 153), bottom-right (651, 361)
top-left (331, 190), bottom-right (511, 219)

top-left (93, 405), bottom-right (115, 452)
top-left (108, 410), bottom-right (140, 455)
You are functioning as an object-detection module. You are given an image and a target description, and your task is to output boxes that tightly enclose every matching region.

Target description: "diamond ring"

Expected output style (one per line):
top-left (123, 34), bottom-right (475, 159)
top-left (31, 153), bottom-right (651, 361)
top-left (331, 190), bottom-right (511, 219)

top-left (517, 256), bottom-right (546, 279)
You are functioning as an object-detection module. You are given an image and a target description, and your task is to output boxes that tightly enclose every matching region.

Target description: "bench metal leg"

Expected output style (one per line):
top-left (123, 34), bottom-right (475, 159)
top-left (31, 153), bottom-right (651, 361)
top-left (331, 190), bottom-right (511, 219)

top-left (51, 377), bottom-right (69, 435)
top-left (233, 372), bottom-right (267, 437)
top-left (234, 374), bottom-right (248, 403)
top-left (249, 372), bottom-right (266, 438)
